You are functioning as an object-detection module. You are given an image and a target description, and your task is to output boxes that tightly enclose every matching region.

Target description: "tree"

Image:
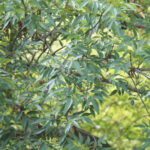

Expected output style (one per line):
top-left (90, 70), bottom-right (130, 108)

top-left (0, 0), bottom-right (150, 149)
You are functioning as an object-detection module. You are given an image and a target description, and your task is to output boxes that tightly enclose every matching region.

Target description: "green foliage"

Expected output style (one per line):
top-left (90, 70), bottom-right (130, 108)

top-left (0, 0), bottom-right (150, 149)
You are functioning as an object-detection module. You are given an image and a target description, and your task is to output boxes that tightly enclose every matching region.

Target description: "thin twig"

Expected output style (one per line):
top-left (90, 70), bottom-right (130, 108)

top-left (138, 68), bottom-right (150, 72)
top-left (130, 76), bottom-right (150, 116)
top-left (129, 52), bottom-right (133, 67)
top-left (41, 29), bottom-right (62, 39)
top-left (136, 69), bottom-right (150, 80)
top-left (50, 32), bottom-right (61, 46)
top-left (52, 46), bottom-right (66, 56)
top-left (21, 0), bottom-right (27, 16)
top-left (41, 20), bottom-right (62, 39)
top-left (134, 22), bottom-right (146, 29)
top-left (45, 40), bottom-right (53, 53)
top-left (87, 10), bottom-right (104, 38)
top-left (36, 27), bottom-right (62, 62)
top-left (29, 52), bottom-right (36, 66)
top-left (129, 52), bottom-right (150, 115)
top-left (36, 33), bottom-right (62, 62)
top-left (36, 47), bottom-right (47, 63)
top-left (24, 54), bottom-right (30, 63)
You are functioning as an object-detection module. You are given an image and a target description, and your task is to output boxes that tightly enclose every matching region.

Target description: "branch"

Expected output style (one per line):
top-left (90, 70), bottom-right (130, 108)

top-left (36, 30), bottom-right (62, 62)
top-left (32, 124), bottom-right (111, 149)
top-left (41, 29), bottom-right (62, 39)
top-left (52, 46), bottom-right (66, 56)
top-left (134, 22), bottom-right (146, 29)
top-left (41, 21), bottom-right (62, 39)
top-left (87, 10), bottom-right (104, 38)
top-left (71, 70), bottom-right (147, 95)
top-left (45, 40), bottom-right (53, 53)
top-left (21, 0), bottom-right (27, 16)
top-left (71, 126), bottom-right (111, 148)
top-left (136, 69), bottom-right (150, 80)
top-left (28, 52), bottom-right (36, 66)
top-left (126, 84), bottom-right (146, 94)
top-left (130, 75), bottom-right (150, 116)
top-left (138, 68), bottom-right (150, 72)
top-left (36, 47), bottom-right (47, 63)
top-left (50, 32), bottom-right (61, 46)
top-left (100, 77), bottom-right (147, 95)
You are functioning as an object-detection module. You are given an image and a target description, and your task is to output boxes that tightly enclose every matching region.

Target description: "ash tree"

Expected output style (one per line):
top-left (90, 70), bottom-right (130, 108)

top-left (0, 0), bottom-right (150, 149)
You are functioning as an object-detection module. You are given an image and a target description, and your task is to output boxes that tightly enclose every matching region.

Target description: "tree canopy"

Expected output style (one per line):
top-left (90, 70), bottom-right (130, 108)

top-left (0, 0), bottom-right (150, 149)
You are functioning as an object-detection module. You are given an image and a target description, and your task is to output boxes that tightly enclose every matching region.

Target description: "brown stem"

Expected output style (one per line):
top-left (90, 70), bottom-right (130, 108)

top-left (52, 46), bottom-right (66, 56)
top-left (87, 10), bottom-right (104, 38)
top-left (21, 0), bottom-right (27, 16)
top-left (134, 22), bottom-right (146, 29)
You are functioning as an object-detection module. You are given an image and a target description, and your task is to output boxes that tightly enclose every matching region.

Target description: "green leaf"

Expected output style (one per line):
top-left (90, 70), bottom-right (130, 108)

top-left (73, 61), bottom-right (82, 74)
top-left (79, 133), bottom-right (84, 144)
top-left (63, 99), bottom-right (73, 114)
top-left (2, 19), bottom-right (10, 30)
top-left (110, 89), bottom-right (117, 96)
top-left (16, 112), bottom-right (23, 121)
top-left (22, 117), bottom-right (28, 131)
top-left (39, 22), bottom-right (49, 30)
top-left (59, 135), bottom-right (66, 144)
top-left (98, 135), bottom-right (106, 143)
top-left (79, 0), bottom-right (89, 8)
top-left (85, 136), bottom-right (91, 146)
top-left (34, 128), bottom-right (45, 135)
top-left (65, 122), bottom-right (71, 134)
top-left (84, 117), bottom-right (93, 125)
top-left (72, 15), bottom-right (84, 25)
top-left (131, 100), bottom-right (134, 106)
top-left (40, 143), bottom-right (49, 150)
top-left (35, 104), bottom-right (42, 111)
top-left (47, 79), bottom-right (55, 91)
top-left (47, 16), bottom-right (55, 26)
top-left (92, 99), bottom-right (99, 114)
top-left (103, 5), bottom-right (112, 16)
top-left (145, 91), bottom-right (150, 100)
top-left (72, 120), bottom-right (80, 128)
top-left (70, 0), bottom-right (76, 8)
